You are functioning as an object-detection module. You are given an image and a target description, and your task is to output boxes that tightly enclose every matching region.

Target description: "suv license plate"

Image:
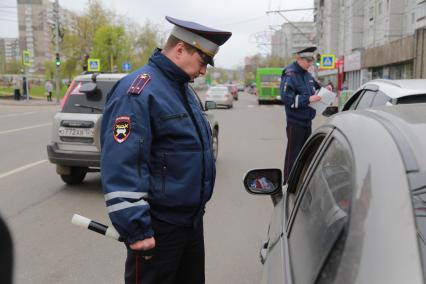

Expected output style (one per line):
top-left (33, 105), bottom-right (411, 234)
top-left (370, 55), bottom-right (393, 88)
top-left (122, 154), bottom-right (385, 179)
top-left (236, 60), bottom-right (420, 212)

top-left (58, 127), bottom-right (94, 137)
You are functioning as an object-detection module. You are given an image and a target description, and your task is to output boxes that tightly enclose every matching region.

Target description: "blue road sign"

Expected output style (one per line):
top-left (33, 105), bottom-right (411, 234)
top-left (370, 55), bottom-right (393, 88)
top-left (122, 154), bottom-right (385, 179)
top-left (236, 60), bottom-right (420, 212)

top-left (122, 62), bottom-right (131, 72)
top-left (88, 59), bottom-right (100, 72)
top-left (320, 54), bottom-right (335, 69)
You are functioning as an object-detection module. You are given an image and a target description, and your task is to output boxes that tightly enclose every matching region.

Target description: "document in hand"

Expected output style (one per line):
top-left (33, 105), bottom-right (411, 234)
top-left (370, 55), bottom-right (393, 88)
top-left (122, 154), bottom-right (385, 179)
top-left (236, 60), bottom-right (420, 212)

top-left (309, 87), bottom-right (336, 115)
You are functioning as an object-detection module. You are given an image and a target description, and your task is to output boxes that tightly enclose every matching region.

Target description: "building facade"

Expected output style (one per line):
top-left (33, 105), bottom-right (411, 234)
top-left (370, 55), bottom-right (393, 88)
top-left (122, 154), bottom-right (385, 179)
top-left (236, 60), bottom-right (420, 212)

top-left (17, 0), bottom-right (76, 73)
top-left (314, 0), bottom-right (426, 91)
top-left (0, 38), bottom-right (20, 63)
top-left (271, 22), bottom-right (315, 59)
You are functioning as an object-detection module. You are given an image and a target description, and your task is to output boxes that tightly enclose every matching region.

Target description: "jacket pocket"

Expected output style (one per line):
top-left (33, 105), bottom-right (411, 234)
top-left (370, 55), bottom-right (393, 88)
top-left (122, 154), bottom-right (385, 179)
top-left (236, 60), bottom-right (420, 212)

top-left (159, 113), bottom-right (188, 122)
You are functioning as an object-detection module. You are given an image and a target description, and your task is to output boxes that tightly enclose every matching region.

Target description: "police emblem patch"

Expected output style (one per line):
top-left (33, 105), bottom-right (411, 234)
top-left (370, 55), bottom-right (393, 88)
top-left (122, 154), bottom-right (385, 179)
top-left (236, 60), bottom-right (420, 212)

top-left (127, 73), bottom-right (151, 95)
top-left (113, 116), bottom-right (131, 143)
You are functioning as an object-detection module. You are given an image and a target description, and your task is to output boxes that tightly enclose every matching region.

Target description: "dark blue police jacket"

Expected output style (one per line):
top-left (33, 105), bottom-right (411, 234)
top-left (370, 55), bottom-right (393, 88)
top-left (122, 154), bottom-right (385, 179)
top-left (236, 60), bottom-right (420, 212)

top-left (280, 61), bottom-right (320, 127)
top-left (101, 49), bottom-right (216, 244)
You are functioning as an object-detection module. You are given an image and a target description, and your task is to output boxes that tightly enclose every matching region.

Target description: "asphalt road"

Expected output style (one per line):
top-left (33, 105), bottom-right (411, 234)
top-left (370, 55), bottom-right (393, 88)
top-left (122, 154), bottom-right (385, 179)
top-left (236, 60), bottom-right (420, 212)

top-left (0, 94), bottom-right (324, 283)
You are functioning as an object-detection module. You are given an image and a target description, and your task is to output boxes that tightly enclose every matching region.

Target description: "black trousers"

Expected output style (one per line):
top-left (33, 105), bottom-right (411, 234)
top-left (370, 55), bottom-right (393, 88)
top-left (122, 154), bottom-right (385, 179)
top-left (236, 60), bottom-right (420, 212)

top-left (283, 123), bottom-right (311, 184)
top-left (125, 217), bottom-right (205, 284)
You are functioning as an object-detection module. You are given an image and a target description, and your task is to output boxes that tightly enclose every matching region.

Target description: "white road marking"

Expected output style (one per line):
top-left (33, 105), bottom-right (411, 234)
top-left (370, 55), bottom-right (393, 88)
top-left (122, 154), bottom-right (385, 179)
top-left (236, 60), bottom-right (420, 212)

top-left (248, 105), bottom-right (255, 108)
top-left (0, 122), bottom-right (52, 135)
top-left (0, 159), bottom-right (48, 180)
top-left (0, 111), bottom-right (38, 119)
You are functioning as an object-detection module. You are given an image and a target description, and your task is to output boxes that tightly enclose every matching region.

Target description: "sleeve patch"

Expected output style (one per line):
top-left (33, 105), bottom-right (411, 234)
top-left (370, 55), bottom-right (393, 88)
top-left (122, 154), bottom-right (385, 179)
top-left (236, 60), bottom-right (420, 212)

top-left (113, 116), bottom-right (131, 143)
top-left (127, 73), bottom-right (151, 95)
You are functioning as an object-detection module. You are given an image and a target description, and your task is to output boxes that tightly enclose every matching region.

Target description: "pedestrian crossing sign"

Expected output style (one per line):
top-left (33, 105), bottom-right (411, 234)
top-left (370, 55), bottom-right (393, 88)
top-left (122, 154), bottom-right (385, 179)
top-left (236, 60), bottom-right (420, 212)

top-left (320, 54), bottom-right (335, 69)
top-left (23, 50), bottom-right (31, 67)
top-left (88, 59), bottom-right (100, 72)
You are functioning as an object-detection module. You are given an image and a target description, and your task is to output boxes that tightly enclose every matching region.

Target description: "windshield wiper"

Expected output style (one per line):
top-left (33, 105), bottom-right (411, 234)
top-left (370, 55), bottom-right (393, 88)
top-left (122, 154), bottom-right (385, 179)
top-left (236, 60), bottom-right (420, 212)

top-left (74, 104), bottom-right (103, 112)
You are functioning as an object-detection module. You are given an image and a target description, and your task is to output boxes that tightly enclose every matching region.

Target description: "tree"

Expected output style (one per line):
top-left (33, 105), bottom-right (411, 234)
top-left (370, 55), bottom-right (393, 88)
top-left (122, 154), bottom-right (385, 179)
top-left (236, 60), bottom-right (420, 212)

top-left (132, 20), bottom-right (163, 69)
top-left (93, 25), bottom-right (129, 72)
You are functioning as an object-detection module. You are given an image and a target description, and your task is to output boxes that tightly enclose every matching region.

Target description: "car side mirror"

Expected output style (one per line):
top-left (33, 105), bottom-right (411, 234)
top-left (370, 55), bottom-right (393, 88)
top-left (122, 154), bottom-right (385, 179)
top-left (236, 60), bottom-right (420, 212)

top-left (79, 82), bottom-right (97, 94)
top-left (243, 169), bottom-right (282, 195)
top-left (205, 101), bottom-right (217, 110)
top-left (322, 106), bottom-right (338, 117)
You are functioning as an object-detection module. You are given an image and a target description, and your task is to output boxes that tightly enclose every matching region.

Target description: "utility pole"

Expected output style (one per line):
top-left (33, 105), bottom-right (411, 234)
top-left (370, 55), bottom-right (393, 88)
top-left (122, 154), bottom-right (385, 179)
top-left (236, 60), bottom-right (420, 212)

top-left (54, 0), bottom-right (60, 103)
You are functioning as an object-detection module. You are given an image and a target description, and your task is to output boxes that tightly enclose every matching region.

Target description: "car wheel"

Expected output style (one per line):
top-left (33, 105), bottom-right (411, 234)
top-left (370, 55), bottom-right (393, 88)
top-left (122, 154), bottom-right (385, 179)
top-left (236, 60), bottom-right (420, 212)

top-left (212, 129), bottom-right (219, 161)
top-left (60, 167), bottom-right (87, 185)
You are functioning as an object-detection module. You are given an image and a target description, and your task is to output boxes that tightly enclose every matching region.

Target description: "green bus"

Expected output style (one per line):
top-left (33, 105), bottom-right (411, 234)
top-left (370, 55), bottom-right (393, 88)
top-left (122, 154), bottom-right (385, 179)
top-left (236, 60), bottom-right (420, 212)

top-left (256, 67), bottom-right (283, 104)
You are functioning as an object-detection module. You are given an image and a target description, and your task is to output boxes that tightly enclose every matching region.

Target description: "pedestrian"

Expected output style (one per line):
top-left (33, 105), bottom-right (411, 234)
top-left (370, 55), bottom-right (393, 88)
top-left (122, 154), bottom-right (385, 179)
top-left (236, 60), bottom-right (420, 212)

top-left (22, 76), bottom-right (27, 99)
top-left (326, 81), bottom-right (334, 92)
top-left (100, 16), bottom-right (231, 284)
top-left (12, 76), bottom-right (20, 100)
top-left (44, 80), bottom-right (53, 101)
top-left (0, 215), bottom-right (13, 284)
top-left (280, 46), bottom-right (322, 184)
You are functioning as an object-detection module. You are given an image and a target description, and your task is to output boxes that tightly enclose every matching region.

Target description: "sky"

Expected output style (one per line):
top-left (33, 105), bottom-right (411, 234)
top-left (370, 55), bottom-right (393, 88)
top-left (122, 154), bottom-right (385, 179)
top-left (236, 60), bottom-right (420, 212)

top-left (0, 0), bottom-right (313, 69)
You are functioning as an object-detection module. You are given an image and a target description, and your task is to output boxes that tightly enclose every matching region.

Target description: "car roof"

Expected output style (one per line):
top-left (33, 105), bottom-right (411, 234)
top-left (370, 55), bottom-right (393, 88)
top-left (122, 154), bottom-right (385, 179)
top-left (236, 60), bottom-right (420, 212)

top-left (331, 103), bottom-right (426, 173)
top-left (359, 79), bottom-right (426, 99)
top-left (73, 73), bottom-right (127, 81)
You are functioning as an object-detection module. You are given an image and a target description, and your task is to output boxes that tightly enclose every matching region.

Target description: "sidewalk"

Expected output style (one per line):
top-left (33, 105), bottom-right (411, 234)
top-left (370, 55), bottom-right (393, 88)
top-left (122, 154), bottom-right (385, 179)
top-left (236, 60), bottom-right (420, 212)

top-left (0, 96), bottom-right (60, 106)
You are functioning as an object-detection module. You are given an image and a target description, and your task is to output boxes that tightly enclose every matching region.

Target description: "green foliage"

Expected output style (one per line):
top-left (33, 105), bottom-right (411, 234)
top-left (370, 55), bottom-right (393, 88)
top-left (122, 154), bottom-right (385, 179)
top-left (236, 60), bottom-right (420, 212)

top-left (93, 25), bottom-right (129, 72)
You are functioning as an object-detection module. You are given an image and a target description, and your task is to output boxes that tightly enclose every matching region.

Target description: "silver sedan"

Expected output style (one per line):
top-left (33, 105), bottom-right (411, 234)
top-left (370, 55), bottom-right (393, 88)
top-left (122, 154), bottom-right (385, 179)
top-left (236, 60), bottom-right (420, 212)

top-left (205, 85), bottom-right (234, 109)
top-left (243, 103), bottom-right (426, 284)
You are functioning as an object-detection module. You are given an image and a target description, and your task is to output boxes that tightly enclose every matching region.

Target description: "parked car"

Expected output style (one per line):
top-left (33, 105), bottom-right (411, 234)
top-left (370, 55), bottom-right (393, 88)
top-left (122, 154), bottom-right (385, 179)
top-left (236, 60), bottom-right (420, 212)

top-left (205, 85), bottom-right (234, 108)
top-left (47, 73), bottom-right (219, 185)
top-left (227, 84), bottom-right (238, 100)
top-left (325, 79), bottom-right (426, 116)
top-left (243, 103), bottom-right (426, 284)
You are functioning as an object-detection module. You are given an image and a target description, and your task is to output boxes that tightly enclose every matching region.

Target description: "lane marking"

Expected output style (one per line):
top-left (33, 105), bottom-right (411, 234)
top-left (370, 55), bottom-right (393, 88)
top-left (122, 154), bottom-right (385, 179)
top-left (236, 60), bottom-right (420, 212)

top-left (0, 122), bottom-right (52, 135)
top-left (0, 111), bottom-right (38, 119)
top-left (0, 159), bottom-right (48, 180)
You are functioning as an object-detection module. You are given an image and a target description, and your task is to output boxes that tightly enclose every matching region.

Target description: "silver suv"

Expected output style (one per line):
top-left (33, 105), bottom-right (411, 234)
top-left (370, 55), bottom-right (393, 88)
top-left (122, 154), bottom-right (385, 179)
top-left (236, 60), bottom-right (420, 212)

top-left (47, 73), bottom-right (219, 185)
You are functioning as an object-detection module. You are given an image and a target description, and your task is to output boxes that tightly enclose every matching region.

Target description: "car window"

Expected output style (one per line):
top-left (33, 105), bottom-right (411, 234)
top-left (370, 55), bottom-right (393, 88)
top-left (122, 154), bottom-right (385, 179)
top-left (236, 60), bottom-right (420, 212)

top-left (288, 137), bottom-right (353, 284)
top-left (353, 90), bottom-right (376, 110)
top-left (411, 189), bottom-right (426, 280)
top-left (343, 90), bottom-right (363, 111)
top-left (286, 133), bottom-right (328, 215)
top-left (62, 80), bottom-right (117, 114)
top-left (397, 94), bottom-right (426, 104)
top-left (371, 90), bottom-right (390, 107)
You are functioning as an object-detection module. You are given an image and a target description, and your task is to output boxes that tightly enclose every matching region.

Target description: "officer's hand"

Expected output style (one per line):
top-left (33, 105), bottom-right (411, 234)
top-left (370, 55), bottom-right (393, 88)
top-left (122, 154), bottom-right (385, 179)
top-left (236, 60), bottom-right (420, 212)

top-left (309, 95), bottom-right (321, 103)
top-left (130, 237), bottom-right (156, 260)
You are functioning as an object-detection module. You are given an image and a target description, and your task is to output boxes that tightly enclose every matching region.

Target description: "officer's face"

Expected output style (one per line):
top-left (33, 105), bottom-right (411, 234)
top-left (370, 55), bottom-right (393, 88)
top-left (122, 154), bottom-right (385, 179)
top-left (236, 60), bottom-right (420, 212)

top-left (297, 56), bottom-right (314, 71)
top-left (181, 47), bottom-right (208, 81)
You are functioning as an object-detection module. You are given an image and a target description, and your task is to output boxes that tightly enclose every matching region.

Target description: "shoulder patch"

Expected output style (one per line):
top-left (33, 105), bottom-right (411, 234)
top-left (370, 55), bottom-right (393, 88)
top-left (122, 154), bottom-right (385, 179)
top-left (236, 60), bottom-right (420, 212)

top-left (285, 71), bottom-right (295, 76)
top-left (113, 116), bottom-right (131, 143)
top-left (127, 73), bottom-right (151, 95)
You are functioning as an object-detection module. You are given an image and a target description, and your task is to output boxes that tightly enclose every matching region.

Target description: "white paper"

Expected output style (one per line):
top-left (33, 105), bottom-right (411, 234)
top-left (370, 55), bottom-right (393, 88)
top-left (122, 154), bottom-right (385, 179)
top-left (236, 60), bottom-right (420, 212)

top-left (309, 87), bottom-right (336, 114)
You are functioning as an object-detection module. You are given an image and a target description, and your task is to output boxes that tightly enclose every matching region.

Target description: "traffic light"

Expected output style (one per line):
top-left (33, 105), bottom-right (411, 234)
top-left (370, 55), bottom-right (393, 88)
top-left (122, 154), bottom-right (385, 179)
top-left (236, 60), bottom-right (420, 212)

top-left (315, 54), bottom-right (321, 68)
top-left (55, 53), bottom-right (61, 67)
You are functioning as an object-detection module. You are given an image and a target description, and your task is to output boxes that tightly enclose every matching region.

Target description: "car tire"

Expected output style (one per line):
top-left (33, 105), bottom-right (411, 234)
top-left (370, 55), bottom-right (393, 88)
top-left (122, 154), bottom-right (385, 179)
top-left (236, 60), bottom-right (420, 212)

top-left (212, 129), bottom-right (219, 161)
top-left (60, 167), bottom-right (87, 185)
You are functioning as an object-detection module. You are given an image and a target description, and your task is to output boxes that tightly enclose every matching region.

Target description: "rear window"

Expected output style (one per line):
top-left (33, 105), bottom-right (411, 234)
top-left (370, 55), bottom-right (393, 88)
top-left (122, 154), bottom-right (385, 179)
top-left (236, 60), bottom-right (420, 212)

top-left (62, 80), bottom-right (117, 114)
top-left (209, 87), bottom-right (228, 94)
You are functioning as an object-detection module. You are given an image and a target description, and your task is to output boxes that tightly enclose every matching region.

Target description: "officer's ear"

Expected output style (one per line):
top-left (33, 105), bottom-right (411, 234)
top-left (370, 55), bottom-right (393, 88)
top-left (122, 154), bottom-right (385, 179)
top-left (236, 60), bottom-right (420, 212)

top-left (175, 42), bottom-right (186, 57)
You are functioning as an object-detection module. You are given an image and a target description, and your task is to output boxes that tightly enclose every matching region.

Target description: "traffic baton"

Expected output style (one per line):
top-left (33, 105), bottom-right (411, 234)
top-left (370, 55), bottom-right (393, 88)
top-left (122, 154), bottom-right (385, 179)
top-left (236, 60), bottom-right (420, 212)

top-left (71, 214), bottom-right (123, 242)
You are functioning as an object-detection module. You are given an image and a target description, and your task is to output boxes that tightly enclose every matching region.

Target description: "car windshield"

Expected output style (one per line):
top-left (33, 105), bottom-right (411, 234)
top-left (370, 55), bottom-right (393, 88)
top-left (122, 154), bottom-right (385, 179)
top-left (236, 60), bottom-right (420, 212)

top-left (62, 80), bottom-right (117, 114)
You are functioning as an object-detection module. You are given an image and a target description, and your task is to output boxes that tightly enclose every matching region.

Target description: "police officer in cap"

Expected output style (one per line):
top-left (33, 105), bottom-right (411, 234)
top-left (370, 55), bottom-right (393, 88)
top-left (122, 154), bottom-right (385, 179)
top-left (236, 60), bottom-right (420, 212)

top-left (280, 46), bottom-right (322, 184)
top-left (100, 16), bottom-right (231, 284)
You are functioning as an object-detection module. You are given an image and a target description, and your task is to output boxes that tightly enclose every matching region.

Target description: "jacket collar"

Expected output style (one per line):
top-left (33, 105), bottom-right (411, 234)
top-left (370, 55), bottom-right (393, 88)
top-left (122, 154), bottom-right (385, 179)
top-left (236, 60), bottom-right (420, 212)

top-left (292, 61), bottom-right (306, 73)
top-left (149, 48), bottom-right (190, 84)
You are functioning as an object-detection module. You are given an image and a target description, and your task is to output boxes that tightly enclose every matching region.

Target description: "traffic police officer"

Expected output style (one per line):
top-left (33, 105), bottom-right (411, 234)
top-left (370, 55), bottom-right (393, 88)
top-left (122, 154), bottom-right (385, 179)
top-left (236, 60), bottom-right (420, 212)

top-left (100, 16), bottom-right (231, 284)
top-left (281, 46), bottom-right (322, 184)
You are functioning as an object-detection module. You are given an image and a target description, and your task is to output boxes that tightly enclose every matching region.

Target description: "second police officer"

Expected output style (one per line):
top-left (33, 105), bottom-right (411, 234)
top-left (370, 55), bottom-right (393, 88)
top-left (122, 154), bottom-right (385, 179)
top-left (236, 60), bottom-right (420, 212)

top-left (100, 16), bottom-right (231, 284)
top-left (280, 47), bottom-right (322, 184)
